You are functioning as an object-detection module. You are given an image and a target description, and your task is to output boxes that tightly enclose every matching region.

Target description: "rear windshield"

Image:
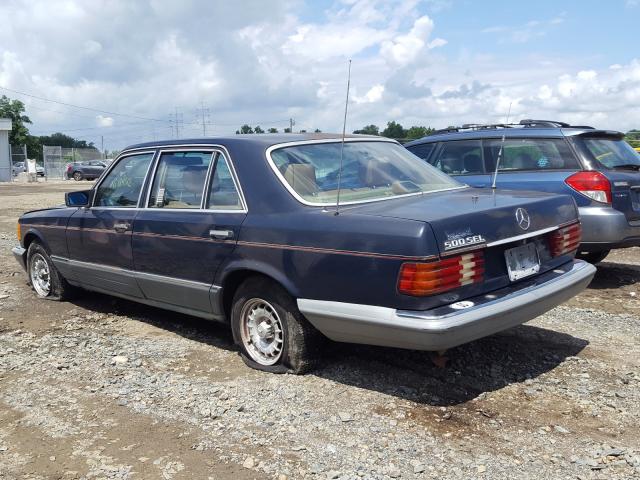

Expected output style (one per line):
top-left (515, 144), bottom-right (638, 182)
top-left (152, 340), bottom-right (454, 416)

top-left (270, 141), bottom-right (462, 205)
top-left (581, 138), bottom-right (640, 168)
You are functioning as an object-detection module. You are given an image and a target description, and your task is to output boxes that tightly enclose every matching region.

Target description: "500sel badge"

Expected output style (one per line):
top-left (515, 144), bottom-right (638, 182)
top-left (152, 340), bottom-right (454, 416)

top-left (444, 235), bottom-right (486, 251)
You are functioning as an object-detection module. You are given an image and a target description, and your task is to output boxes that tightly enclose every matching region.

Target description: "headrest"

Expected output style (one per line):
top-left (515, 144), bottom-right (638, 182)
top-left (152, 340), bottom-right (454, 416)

top-left (283, 164), bottom-right (318, 196)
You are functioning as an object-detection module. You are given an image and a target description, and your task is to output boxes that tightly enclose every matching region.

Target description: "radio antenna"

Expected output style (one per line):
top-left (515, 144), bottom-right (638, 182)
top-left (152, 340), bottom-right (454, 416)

top-left (491, 133), bottom-right (506, 189)
top-left (335, 59), bottom-right (352, 216)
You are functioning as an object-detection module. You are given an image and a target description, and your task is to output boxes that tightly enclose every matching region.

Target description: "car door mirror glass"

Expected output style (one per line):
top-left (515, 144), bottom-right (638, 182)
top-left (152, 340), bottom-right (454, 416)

top-left (65, 190), bottom-right (92, 207)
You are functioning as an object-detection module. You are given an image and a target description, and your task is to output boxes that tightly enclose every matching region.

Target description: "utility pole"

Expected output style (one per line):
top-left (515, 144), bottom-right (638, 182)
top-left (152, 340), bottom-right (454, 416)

top-left (175, 107), bottom-right (181, 139)
top-left (289, 118), bottom-right (295, 133)
top-left (198, 102), bottom-right (210, 136)
top-left (101, 135), bottom-right (104, 160)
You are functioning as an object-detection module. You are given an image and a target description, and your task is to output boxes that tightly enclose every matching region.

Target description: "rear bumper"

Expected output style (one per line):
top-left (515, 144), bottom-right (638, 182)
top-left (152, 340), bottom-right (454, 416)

top-left (12, 246), bottom-right (27, 271)
top-left (298, 260), bottom-right (596, 351)
top-left (579, 205), bottom-right (640, 250)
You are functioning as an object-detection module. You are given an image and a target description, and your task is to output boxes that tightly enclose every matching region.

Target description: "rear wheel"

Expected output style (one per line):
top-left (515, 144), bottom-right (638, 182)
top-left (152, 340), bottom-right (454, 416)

top-left (231, 276), bottom-right (322, 374)
top-left (73, 171), bottom-right (83, 181)
top-left (576, 250), bottom-right (610, 264)
top-left (27, 242), bottom-right (75, 300)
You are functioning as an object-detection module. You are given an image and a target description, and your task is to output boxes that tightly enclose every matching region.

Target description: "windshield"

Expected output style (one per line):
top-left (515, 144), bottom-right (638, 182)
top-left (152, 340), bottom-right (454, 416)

top-left (581, 138), bottom-right (640, 168)
top-left (270, 141), bottom-right (462, 205)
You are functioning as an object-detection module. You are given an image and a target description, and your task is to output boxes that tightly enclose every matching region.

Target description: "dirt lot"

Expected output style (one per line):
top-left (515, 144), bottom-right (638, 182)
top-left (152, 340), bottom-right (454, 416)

top-left (0, 181), bottom-right (639, 480)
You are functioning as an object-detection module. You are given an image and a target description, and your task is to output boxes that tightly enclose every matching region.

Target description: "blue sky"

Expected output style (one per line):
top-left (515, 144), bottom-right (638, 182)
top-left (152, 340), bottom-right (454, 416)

top-left (0, 0), bottom-right (638, 149)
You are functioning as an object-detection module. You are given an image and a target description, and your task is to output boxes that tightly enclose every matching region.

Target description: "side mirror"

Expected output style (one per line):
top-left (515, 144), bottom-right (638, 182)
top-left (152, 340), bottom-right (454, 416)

top-left (65, 190), bottom-right (93, 207)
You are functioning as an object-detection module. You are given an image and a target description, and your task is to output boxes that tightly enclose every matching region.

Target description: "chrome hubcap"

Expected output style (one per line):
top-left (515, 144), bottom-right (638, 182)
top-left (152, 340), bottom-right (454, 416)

top-left (30, 253), bottom-right (51, 297)
top-left (240, 298), bottom-right (284, 366)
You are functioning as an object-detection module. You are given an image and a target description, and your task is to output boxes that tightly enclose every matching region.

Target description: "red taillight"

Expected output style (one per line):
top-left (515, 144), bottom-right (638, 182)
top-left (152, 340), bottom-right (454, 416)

top-left (565, 171), bottom-right (611, 204)
top-left (398, 251), bottom-right (484, 296)
top-left (66, 164), bottom-right (72, 173)
top-left (548, 222), bottom-right (582, 257)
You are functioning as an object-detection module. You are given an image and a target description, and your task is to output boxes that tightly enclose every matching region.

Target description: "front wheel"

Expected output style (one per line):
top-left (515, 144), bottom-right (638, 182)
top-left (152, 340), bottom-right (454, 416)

top-left (576, 250), bottom-right (610, 264)
top-left (231, 277), bottom-right (322, 374)
top-left (27, 242), bottom-right (75, 300)
top-left (73, 171), bottom-right (83, 181)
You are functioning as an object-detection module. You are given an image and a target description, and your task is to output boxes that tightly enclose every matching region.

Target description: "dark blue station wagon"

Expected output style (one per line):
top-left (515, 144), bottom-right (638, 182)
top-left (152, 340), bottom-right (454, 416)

top-left (12, 134), bottom-right (596, 373)
top-left (405, 119), bottom-right (640, 264)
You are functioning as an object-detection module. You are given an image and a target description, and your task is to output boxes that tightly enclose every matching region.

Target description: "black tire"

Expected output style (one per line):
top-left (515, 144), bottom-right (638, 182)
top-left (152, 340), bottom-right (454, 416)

top-left (230, 276), bottom-right (322, 374)
top-left (27, 242), bottom-right (76, 300)
top-left (576, 250), bottom-right (610, 264)
top-left (73, 171), bottom-right (83, 181)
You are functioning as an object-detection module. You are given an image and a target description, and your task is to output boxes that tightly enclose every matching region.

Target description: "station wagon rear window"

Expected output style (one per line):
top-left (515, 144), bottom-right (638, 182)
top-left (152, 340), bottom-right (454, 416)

top-left (270, 141), bottom-right (461, 205)
top-left (580, 137), bottom-right (640, 169)
top-left (485, 138), bottom-right (578, 171)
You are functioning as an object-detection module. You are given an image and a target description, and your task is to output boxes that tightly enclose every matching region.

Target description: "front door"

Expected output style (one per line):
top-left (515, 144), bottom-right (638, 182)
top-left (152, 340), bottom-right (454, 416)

top-left (132, 149), bottom-right (247, 317)
top-left (66, 151), bottom-right (156, 297)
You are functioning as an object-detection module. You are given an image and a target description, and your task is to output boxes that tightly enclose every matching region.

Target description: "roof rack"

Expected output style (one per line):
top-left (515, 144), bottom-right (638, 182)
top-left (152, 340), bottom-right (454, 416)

top-left (519, 119), bottom-right (594, 129)
top-left (431, 119), bottom-right (595, 136)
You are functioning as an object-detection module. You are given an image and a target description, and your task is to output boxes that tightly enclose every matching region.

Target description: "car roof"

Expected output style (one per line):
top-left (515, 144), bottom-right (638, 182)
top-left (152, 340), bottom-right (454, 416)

top-left (124, 133), bottom-right (383, 152)
top-left (405, 127), bottom-right (624, 146)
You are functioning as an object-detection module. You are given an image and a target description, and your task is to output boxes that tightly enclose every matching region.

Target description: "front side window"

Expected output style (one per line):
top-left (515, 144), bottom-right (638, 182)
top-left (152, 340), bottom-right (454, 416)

top-left (580, 137), bottom-right (640, 169)
top-left (94, 152), bottom-right (154, 207)
top-left (431, 140), bottom-right (484, 174)
top-left (206, 153), bottom-right (243, 210)
top-left (148, 151), bottom-right (213, 208)
top-left (485, 138), bottom-right (578, 171)
top-left (270, 141), bottom-right (462, 205)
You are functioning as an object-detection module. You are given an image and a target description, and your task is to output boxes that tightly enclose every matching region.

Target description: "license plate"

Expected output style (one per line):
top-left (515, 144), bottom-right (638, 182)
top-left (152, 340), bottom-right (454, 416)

top-left (504, 243), bottom-right (540, 281)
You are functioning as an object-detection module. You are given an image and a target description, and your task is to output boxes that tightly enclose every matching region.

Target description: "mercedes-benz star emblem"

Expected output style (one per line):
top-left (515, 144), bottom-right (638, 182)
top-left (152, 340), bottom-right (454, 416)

top-left (515, 208), bottom-right (531, 231)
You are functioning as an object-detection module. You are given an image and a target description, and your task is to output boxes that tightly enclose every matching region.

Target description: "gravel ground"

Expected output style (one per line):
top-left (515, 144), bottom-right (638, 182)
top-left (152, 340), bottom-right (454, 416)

top-left (0, 181), bottom-right (639, 480)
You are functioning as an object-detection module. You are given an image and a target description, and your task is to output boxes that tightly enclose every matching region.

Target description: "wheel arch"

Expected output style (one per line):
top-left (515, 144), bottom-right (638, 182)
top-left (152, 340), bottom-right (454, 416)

top-left (218, 264), bottom-right (300, 321)
top-left (23, 228), bottom-right (51, 254)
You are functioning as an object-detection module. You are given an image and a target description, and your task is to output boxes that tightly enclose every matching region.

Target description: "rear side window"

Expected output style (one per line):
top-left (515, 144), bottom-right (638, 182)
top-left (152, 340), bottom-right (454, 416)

top-left (148, 151), bottom-right (213, 208)
top-left (580, 138), bottom-right (640, 168)
top-left (431, 140), bottom-right (484, 174)
top-left (406, 143), bottom-right (436, 162)
top-left (94, 153), bottom-right (154, 207)
top-left (485, 138), bottom-right (578, 171)
top-left (206, 153), bottom-right (243, 210)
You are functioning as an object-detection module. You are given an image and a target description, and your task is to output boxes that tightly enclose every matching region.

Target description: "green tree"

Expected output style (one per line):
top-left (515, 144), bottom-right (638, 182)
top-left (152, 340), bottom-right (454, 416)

top-left (284, 127), bottom-right (292, 133)
top-left (299, 129), bottom-right (307, 133)
top-left (314, 128), bottom-right (322, 133)
top-left (405, 126), bottom-right (435, 140)
top-left (381, 121), bottom-right (406, 139)
top-left (37, 132), bottom-right (96, 149)
top-left (267, 127), bottom-right (278, 133)
top-left (254, 125), bottom-right (264, 134)
top-left (353, 124), bottom-right (379, 135)
top-left (0, 95), bottom-right (32, 145)
top-left (236, 124), bottom-right (254, 134)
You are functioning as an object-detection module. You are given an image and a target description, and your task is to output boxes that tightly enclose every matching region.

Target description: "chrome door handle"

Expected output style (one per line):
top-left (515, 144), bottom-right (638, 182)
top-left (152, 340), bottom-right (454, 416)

top-left (209, 229), bottom-right (234, 240)
top-left (114, 222), bottom-right (130, 233)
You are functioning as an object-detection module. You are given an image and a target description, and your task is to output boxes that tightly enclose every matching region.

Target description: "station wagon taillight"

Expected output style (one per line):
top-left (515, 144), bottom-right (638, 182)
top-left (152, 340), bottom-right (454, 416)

top-left (565, 171), bottom-right (612, 204)
top-left (398, 251), bottom-right (484, 296)
top-left (548, 222), bottom-right (582, 257)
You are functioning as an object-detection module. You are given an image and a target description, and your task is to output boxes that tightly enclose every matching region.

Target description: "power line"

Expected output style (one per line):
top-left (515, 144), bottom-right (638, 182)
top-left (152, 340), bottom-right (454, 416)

top-left (0, 85), bottom-right (168, 123)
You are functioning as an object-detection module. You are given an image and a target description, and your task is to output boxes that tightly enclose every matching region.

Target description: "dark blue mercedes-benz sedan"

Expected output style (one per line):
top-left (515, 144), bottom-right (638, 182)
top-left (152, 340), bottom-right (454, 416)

top-left (12, 134), bottom-right (596, 373)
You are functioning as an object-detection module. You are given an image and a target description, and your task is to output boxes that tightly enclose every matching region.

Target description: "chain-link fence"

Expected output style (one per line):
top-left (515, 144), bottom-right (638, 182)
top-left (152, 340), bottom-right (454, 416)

top-left (43, 146), bottom-right (102, 179)
top-left (10, 144), bottom-right (27, 179)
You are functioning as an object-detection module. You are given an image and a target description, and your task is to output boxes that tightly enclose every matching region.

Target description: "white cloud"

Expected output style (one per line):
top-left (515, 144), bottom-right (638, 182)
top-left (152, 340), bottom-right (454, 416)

top-left (380, 16), bottom-right (442, 67)
top-left (354, 84), bottom-right (384, 103)
top-left (96, 115), bottom-right (113, 127)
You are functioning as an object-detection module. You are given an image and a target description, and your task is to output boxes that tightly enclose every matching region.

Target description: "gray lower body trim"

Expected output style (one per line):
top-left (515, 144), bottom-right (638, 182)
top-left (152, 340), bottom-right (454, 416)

top-left (51, 256), bottom-right (224, 321)
top-left (298, 260), bottom-right (596, 351)
top-left (579, 205), bottom-right (640, 249)
top-left (12, 246), bottom-right (27, 271)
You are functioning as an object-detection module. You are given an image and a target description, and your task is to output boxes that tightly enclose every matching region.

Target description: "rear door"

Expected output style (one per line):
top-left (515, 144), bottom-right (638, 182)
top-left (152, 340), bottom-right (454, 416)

top-left (426, 139), bottom-right (490, 187)
top-left (574, 136), bottom-right (640, 222)
top-left (132, 148), bottom-right (247, 317)
top-left (484, 137), bottom-right (581, 196)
